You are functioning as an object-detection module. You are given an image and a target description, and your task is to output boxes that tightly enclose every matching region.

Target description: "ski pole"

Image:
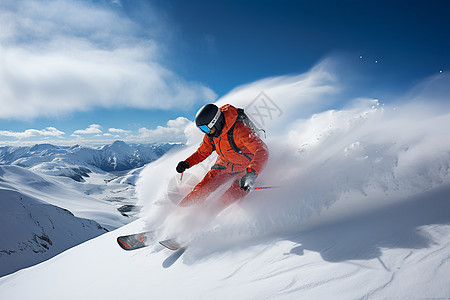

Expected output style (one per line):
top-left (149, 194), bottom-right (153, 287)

top-left (180, 172), bottom-right (184, 181)
top-left (253, 186), bottom-right (280, 190)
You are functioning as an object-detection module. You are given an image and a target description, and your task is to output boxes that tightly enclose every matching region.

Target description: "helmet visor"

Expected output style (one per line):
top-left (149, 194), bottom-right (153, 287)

top-left (198, 125), bottom-right (211, 133)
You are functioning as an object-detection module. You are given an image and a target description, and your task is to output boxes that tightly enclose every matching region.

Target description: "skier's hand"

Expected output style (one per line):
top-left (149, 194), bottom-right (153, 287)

top-left (176, 161), bottom-right (189, 173)
top-left (240, 168), bottom-right (257, 191)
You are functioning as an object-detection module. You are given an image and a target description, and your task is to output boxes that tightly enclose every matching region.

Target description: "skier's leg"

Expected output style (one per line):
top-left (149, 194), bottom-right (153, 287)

top-left (178, 169), bottom-right (230, 206)
top-left (220, 177), bottom-right (249, 207)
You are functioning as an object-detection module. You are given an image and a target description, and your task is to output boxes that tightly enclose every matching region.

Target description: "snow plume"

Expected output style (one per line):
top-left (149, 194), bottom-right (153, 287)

top-left (216, 57), bottom-right (341, 134)
top-left (136, 58), bottom-right (450, 256)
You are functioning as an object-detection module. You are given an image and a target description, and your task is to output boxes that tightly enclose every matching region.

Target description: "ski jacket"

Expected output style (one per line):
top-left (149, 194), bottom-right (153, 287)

top-left (185, 104), bottom-right (269, 175)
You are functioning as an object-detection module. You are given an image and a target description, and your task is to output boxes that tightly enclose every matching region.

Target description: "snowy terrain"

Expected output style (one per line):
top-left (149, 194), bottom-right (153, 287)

top-left (1, 64), bottom-right (450, 299)
top-left (0, 169), bottom-right (108, 277)
top-left (0, 142), bottom-right (177, 277)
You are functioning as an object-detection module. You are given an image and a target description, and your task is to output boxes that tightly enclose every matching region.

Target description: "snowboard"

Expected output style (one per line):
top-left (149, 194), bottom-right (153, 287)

top-left (117, 231), bottom-right (154, 251)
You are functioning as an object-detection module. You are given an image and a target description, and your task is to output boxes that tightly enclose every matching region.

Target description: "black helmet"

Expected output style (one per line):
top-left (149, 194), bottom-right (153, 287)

top-left (195, 104), bottom-right (224, 135)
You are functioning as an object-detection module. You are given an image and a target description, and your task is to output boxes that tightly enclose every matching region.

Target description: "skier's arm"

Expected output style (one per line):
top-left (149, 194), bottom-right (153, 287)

top-left (235, 124), bottom-right (269, 174)
top-left (185, 135), bottom-right (214, 168)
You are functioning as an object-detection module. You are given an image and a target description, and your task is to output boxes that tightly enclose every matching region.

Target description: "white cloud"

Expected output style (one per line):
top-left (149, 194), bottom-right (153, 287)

top-left (109, 134), bottom-right (121, 138)
top-left (111, 0), bottom-right (122, 7)
top-left (0, 0), bottom-right (216, 120)
top-left (74, 124), bottom-right (102, 135)
top-left (0, 127), bottom-right (65, 139)
top-left (109, 128), bottom-right (131, 134)
top-left (138, 117), bottom-right (192, 143)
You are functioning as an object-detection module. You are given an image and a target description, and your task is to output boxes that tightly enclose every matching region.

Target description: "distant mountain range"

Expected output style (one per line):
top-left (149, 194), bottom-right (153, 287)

top-left (0, 141), bottom-right (181, 181)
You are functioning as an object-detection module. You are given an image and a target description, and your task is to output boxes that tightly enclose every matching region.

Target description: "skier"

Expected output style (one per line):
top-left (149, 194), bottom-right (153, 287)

top-left (176, 104), bottom-right (269, 207)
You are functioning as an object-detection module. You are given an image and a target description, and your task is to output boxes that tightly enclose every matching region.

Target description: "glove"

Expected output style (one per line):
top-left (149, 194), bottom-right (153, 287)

top-left (176, 161), bottom-right (189, 173)
top-left (239, 168), bottom-right (257, 191)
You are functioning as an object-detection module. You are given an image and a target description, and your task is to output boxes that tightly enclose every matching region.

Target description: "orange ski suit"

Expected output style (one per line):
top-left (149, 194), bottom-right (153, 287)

top-left (179, 104), bottom-right (269, 207)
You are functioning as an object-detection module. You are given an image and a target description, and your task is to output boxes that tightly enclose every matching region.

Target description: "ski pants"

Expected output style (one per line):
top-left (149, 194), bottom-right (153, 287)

top-left (178, 168), bottom-right (249, 207)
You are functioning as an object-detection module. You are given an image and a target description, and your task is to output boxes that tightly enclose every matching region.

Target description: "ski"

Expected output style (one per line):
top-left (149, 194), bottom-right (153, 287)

top-left (159, 239), bottom-right (182, 251)
top-left (117, 231), bottom-right (154, 251)
top-left (117, 231), bottom-right (184, 253)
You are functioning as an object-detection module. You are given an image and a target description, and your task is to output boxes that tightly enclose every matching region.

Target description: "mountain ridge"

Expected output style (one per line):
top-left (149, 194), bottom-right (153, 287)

top-left (0, 141), bottom-right (181, 181)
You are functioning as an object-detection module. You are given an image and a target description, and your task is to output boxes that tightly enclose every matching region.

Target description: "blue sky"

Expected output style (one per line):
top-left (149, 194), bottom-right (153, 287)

top-left (0, 0), bottom-right (448, 145)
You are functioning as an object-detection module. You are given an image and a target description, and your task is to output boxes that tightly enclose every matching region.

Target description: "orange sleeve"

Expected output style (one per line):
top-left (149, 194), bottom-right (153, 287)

top-left (234, 124), bottom-right (269, 174)
top-left (185, 134), bottom-right (214, 168)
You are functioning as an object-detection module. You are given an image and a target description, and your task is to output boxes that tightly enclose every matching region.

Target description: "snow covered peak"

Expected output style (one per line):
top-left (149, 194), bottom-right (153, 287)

top-left (107, 140), bottom-right (129, 150)
top-left (29, 143), bottom-right (60, 153)
top-left (0, 141), bottom-right (181, 178)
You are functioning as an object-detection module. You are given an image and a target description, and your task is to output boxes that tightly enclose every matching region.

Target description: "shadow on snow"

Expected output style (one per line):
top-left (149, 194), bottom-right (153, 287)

top-left (287, 185), bottom-right (450, 264)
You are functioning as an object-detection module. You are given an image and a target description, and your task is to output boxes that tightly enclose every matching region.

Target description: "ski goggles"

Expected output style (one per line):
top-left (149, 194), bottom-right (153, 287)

top-left (197, 109), bottom-right (221, 134)
top-left (198, 125), bottom-right (211, 133)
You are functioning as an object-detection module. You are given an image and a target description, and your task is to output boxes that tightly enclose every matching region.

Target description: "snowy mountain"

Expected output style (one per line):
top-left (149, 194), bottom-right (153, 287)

top-left (0, 165), bottom-right (110, 277)
top-left (0, 141), bottom-right (179, 277)
top-left (0, 187), bottom-right (107, 278)
top-left (0, 141), bottom-right (181, 181)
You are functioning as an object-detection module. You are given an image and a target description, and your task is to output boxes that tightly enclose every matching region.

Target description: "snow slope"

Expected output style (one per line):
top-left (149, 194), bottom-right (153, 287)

top-left (1, 63), bottom-right (450, 299)
top-left (0, 170), bottom-right (108, 277)
top-left (0, 185), bottom-right (449, 299)
top-left (0, 165), bottom-right (126, 229)
top-left (0, 165), bottom-right (131, 277)
top-left (0, 141), bottom-right (178, 276)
